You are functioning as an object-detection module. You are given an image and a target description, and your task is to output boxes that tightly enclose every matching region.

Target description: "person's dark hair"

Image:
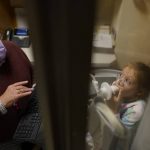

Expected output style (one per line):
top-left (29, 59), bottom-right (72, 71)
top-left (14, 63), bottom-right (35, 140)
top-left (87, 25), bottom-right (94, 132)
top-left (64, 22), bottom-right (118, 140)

top-left (128, 62), bottom-right (150, 99)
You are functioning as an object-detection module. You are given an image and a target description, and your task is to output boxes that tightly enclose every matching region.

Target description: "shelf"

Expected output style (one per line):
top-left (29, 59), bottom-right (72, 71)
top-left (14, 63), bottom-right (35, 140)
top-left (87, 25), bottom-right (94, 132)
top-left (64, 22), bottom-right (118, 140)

top-left (91, 52), bottom-right (116, 68)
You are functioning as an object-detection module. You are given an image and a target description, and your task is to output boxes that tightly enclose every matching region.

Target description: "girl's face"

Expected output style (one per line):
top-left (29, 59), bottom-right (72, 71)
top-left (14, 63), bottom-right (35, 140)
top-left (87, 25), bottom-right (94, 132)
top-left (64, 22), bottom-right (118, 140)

top-left (115, 66), bottom-right (140, 100)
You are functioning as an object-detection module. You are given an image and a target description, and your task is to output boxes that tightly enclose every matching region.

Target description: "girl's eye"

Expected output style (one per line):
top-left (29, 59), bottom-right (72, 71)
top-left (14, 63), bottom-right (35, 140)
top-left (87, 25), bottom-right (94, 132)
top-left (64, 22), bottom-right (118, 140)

top-left (124, 79), bottom-right (128, 84)
top-left (118, 73), bottom-right (123, 79)
top-left (126, 80), bottom-right (132, 85)
top-left (120, 73), bottom-right (123, 77)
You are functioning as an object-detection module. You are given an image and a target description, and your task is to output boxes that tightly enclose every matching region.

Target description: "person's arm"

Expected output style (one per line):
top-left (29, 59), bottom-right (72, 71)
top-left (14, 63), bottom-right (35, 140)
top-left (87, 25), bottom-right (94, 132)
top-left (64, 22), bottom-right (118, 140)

top-left (106, 83), bottom-right (124, 114)
top-left (106, 95), bottom-right (122, 114)
top-left (0, 81), bottom-right (33, 114)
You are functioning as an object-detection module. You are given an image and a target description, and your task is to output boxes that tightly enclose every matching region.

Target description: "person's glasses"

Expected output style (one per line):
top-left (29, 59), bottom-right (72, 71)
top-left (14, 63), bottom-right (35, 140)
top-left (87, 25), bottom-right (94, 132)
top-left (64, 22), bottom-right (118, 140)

top-left (117, 73), bottom-right (134, 86)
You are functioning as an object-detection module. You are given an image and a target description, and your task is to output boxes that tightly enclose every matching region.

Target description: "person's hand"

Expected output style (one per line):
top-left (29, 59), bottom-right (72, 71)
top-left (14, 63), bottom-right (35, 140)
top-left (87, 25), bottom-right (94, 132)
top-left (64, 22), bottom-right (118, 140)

top-left (108, 82), bottom-right (123, 113)
top-left (112, 80), bottom-right (130, 102)
top-left (0, 81), bottom-right (33, 108)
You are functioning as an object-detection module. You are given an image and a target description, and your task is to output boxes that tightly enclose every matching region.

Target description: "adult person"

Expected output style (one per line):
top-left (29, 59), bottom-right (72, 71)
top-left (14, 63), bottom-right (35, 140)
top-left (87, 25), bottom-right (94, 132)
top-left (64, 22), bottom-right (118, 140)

top-left (0, 40), bottom-right (33, 145)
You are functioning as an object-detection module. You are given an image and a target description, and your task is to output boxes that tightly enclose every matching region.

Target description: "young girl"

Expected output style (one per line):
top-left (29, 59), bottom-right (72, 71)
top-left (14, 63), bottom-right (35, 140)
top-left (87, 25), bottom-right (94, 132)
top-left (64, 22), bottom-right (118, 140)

top-left (111, 62), bottom-right (150, 129)
top-left (87, 62), bottom-right (150, 150)
top-left (107, 62), bottom-right (150, 150)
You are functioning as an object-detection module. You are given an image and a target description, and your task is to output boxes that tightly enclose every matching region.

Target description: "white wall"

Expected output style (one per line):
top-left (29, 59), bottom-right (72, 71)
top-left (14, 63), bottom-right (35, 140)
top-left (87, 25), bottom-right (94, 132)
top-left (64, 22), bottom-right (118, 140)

top-left (113, 0), bottom-right (150, 68)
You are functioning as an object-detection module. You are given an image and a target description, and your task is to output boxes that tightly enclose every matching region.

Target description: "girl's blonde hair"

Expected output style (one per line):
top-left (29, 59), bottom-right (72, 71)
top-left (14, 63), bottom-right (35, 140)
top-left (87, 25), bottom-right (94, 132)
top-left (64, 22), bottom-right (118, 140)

top-left (126, 62), bottom-right (150, 99)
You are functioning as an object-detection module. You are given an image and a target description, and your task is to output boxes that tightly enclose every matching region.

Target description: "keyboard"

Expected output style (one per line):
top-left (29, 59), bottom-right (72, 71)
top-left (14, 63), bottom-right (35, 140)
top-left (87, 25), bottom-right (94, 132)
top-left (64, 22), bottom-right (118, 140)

top-left (13, 112), bottom-right (41, 142)
top-left (13, 89), bottom-right (41, 142)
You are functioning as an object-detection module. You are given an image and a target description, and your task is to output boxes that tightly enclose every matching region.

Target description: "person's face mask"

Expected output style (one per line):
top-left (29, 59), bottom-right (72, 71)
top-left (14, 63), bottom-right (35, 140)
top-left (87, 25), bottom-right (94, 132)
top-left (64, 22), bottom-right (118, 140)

top-left (0, 41), bottom-right (7, 66)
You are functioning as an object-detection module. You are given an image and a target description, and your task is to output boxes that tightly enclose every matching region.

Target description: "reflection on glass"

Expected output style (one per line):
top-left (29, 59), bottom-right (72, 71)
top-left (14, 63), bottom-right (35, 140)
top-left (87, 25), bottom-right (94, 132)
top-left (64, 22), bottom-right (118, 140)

top-left (87, 0), bottom-right (150, 149)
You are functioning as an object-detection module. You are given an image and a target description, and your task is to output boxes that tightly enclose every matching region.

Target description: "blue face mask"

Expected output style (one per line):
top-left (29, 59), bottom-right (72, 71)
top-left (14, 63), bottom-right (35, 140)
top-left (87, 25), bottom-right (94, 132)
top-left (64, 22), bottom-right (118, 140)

top-left (0, 41), bottom-right (6, 66)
